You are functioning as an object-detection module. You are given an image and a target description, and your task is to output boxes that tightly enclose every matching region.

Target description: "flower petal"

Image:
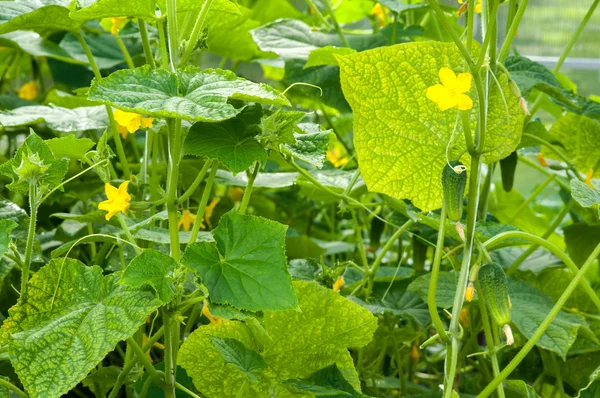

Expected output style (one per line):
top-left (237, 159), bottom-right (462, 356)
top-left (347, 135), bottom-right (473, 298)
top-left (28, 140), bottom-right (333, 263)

top-left (105, 183), bottom-right (118, 198)
top-left (127, 117), bottom-right (141, 133)
top-left (426, 84), bottom-right (449, 103)
top-left (141, 117), bottom-right (154, 129)
top-left (438, 94), bottom-right (459, 111)
top-left (439, 67), bottom-right (457, 90)
top-left (456, 93), bottom-right (473, 110)
top-left (113, 109), bottom-right (137, 126)
top-left (456, 72), bottom-right (472, 94)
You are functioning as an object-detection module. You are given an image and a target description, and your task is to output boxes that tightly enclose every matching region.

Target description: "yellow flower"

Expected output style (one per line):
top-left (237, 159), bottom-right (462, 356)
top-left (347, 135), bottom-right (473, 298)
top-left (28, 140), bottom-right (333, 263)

top-left (586, 168), bottom-right (594, 189)
top-left (326, 141), bottom-right (349, 168)
top-left (537, 153), bottom-right (548, 167)
top-left (333, 275), bottom-right (344, 292)
top-left (18, 81), bottom-right (38, 100)
top-left (458, 0), bottom-right (482, 13)
top-left (371, 4), bottom-right (387, 27)
top-left (465, 282), bottom-right (475, 302)
top-left (228, 187), bottom-right (244, 203)
top-left (459, 307), bottom-right (470, 327)
top-left (427, 67), bottom-right (473, 111)
top-left (202, 300), bottom-right (222, 325)
top-left (202, 197), bottom-right (221, 229)
top-left (98, 181), bottom-right (131, 221)
top-left (178, 210), bottom-right (196, 231)
top-left (102, 17), bottom-right (128, 35)
top-left (113, 109), bottom-right (154, 140)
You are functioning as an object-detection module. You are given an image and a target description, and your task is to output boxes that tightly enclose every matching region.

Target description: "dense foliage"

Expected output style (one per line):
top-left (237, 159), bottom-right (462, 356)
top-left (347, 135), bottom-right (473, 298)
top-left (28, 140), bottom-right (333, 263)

top-left (0, 0), bottom-right (600, 397)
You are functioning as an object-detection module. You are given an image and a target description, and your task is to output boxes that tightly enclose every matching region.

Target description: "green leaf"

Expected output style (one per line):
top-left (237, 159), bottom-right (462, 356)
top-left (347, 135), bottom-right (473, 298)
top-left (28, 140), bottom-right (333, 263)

top-left (0, 105), bottom-right (108, 132)
top-left (377, 0), bottom-right (429, 13)
top-left (179, 281), bottom-right (377, 397)
top-left (210, 337), bottom-right (267, 383)
top-left (564, 224), bottom-right (600, 267)
top-left (0, 31), bottom-right (83, 64)
top-left (518, 120), bottom-right (554, 149)
top-left (43, 89), bottom-right (100, 108)
top-left (60, 31), bottom-right (142, 70)
top-left (0, 131), bottom-right (69, 195)
top-left (509, 279), bottom-right (591, 360)
top-left (408, 271), bottom-right (459, 309)
top-left (350, 291), bottom-right (429, 328)
top-left (283, 123), bottom-right (334, 168)
top-left (1, 258), bottom-right (161, 397)
top-left (88, 65), bottom-right (290, 122)
top-left (206, 6), bottom-right (263, 62)
top-left (215, 169), bottom-right (299, 188)
top-left (283, 363), bottom-right (369, 397)
top-left (260, 108), bottom-right (306, 146)
top-left (69, 0), bottom-right (156, 21)
top-left (0, 0), bottom-right (79, 34)
top-left (288, 258), bottom-right (321, 281)
top-left (338, 42), bottom-right (524, 211)
top-left (157, 0), bottom-right (240, 14)
top-left (81, 366), bottom-right (121, 398)
top-left (0, 219), bottom-right (17, 259)
top-left (182, 210), bottom-right (297, 311)
top-left (121, 249), bottom-right (177, 303)
top-left (184, 105), bottom-right (266, 174)
top-left (549, 114), bottom-right (600, 173)
top-left (285, 235), bottom-right (326, 260)
top-left (504, 380), bottom-right (540, 398)
top-left (46, 135), bottom-right (95, 161)
top-left (305, 46), bottom-right (357, 68)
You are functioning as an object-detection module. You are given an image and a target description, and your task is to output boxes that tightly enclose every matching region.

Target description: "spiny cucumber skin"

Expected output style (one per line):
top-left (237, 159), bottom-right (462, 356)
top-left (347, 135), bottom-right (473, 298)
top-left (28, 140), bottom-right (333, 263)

top-left (478, 262), bottom-right (511, 326)
top-left (442, 161), bottom-right (467, 222)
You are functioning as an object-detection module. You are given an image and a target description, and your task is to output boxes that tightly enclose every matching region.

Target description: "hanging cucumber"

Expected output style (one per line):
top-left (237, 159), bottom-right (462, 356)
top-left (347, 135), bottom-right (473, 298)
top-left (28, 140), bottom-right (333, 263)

top-left (442, 161), bottom-right (467, 222)
top-left (500, 151), bottom-right (518, 192)
top-left (478, 262), bottom-right (514, 345)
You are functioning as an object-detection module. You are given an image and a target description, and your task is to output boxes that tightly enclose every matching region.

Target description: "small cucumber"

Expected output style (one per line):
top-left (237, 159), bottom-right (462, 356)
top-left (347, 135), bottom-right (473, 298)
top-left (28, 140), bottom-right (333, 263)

top-left (442, 161), bottom-right (467, 222)
top-left (478, 262), bottom-right (511, 326)
top-left (500, 151), bottom-right (518, 192)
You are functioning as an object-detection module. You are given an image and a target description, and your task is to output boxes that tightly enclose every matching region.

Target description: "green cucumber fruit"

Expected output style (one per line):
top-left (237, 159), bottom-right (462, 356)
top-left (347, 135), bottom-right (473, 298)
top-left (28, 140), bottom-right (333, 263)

top-left (442, 161), bottom-right (467, 222)
top-left (500, 151), bottom-right (518, 192)
top-left (478, 262), bottom-right (511, 326)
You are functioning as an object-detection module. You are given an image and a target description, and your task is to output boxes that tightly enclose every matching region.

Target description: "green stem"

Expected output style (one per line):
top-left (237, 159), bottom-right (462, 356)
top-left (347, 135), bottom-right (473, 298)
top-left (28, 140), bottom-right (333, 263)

top-left (76, 32), bottom-right (131, 177)
top-left (518, 155), bottom-right (570, 191)
top-left (158, 19), bottom-right (170, 70)
top-left (351, 210), bottom-right (369, 273)
top-left (429, 205), bottom-right (450, 342)
top-left (497, 0), bottom-right (530, 62)
top-left (239, 162), bottom-right (259, 215)
top-left (162, 309), bottom-right (176, 398)
top-left (188, 161), bottom-right (218, 245)
top-left (477, 163), bottom-right (494, 220)
top-left (484, 230), bottom-right (600, 312)
top-left (554, 0), bottom-right (599, 73)
top-left (466, 0), bottom-right (474, 49)
top-left (21, 182), bottom-right (38, 298)
top-left (175, 382), bottom-right (202, 398)
top-left (0, 378), bottom-right (28, 398)
top-left (522, 133), bottom-right (580, 177)
top-left (39, 159), bottom-right (109, 204)
top-left (126, 337), bottom-right (164, 388)
top-left (116, 213), bottom-right (140, 255)
top-left (478, 240), bottom-right (600, 397)
top-left (507, 200), bottom-right (574, 274)
top-left (390, 13), bottom-right (398, 45)
top-left (166, 119), bottom-right (182, 262)
top-left (166, 0), bottom-right (179, 69)
top-left (305, 0), bottom-right (333, 29)
top-left (180, 0), bottom-right (215, 66)
top-left (138, 19), bottom-right (156, 69)
top-left (475, 279), bottom-right (506, 398)
top-left (116, 37), bottom-right (135, 69)
top-left (444, 154), bottom-right (482, 398)
top-left (461, 110), bottom-right (474, 155)
top-left (322, 0), bottom-right (349, 47)
top-left (177, 161), bottom-right (211, 205)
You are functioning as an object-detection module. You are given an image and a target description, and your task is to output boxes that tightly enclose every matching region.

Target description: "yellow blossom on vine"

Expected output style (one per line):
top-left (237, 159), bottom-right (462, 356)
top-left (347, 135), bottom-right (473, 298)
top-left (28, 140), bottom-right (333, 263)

top-left (426, 67), bottom-right (473, 111)
top-left (113, 109), bottom-right (154, 139)
top-left (458, 0), bottom-right (482, 13)
top-left (98, 181), bottom-right (131, 220)
top-left (537, 153), bottom-right (548, 167)
top-left (333, 275), bottom-right (344, 292)
top-left (18, 81), bottom-right (38, 100)
top-left (327, 141), bottom-right (349, 168)
top-left (178, 210), bottom-right (196, 231)
top-left (202, 300), bottom-right (222, 325)
top-left (586, 168), bottom-right (594, 189)
top-left (371, 4), bottom-right (387, 27)
top-left (459, 307), bottom-right (471, 327)
top-left (228, 187), bottom-right (244, 203)
top-left (202, 197), bottom-right (221, 229)
top-left (102, 17), bottom-right (128, 35)
top-left (465, 282), bottom-right (475, 302)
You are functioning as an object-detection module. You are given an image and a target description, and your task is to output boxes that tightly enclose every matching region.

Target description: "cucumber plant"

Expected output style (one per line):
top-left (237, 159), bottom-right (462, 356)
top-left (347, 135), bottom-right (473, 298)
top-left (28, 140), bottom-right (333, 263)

top-left (0, 0), bottom-right (599, 398)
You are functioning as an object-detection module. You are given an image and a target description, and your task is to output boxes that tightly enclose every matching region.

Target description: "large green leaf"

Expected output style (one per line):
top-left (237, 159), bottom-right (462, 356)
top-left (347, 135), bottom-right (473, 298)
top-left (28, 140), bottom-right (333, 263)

top-left (0, 0), bottom-right (79, 34)
top-left (182, 210), bottom-right (297, 311)
top-left (183, 105), bottom-right (266, 174)
top-left (338, 42), bottom-right (525, 211)
top-left (210, 337), bottom-right (267, 383)
top-left (46, 135), bottom-right (95, 161)
top-left (565, 224), bottom-right (600, 267)
top-left (0, 105), bottom-right (108, 132)
top-left (1, 258), bottom-right (161, 397)
top-left (283, 364), bottom-right (369, 397)
top-left (206, 6), bottom-right (263, 61)
top-left (509, 279), bottom-right (591, 360)
top-left (157, 0), bottom-right (239, 14)
top-left (0, 31), bottom-right (83, 64)
top-left (121, 249), bottom-right (177, 303)
top-left (179, 281), bottom-right (377, 397)
top-left (88, 65), bottom-right (290, 122)
top-left (69, 0), bottom-right (156, 21)
top-left (548, 114), bottom-right (600, 173)
top-left (350, 290), bottom-right (429, 328)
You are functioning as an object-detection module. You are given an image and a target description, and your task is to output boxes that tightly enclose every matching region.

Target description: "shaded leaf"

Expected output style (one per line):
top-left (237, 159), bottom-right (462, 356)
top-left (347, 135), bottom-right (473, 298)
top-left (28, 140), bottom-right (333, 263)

top-left (0, 105), bottom-right (108, 132)
top-left (0, 0), bottom-right (79, 34)
top-left (121, 249), bottom-right (177, 303)
top-left (210, 337), bottom-right (266, 383)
